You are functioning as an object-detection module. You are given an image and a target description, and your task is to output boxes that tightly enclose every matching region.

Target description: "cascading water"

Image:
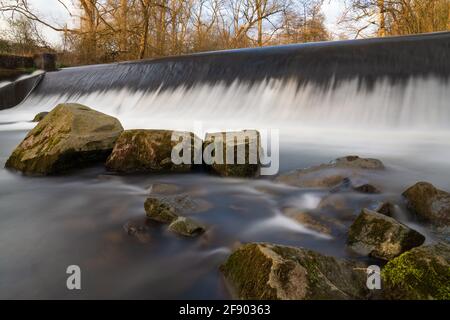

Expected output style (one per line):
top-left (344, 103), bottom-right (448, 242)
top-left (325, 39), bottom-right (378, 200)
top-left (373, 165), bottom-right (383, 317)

top-left (0, 32), bottom-right (449, 299)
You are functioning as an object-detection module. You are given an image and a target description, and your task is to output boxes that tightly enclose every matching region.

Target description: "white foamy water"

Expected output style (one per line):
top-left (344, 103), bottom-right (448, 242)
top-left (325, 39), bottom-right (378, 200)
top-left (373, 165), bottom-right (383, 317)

top-left (1, 76), bottom-right (449, 132)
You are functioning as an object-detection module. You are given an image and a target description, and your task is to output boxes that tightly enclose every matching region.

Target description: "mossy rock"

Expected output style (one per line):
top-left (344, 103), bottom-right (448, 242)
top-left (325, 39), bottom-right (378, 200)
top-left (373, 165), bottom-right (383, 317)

top-left (32, 111), bottom-right (49, 122)
top-left (5, 103), bottom-right (123, 175)
top-left (168, 217), bottom-right (205, 237)
top-left (203, 130), bottom-right (261, 178)
top-left (221, 243), bottom-right (369, 300)
top-left (275, 156), bottom-right (384, 188)
top-left (348, 209), bottom-right (425, 260)
top-left (403, 182), bottom-right (450, 227)
top-left (382, 243), bottom-right (450, 300)
top-left (106, 129), bottom-right (201, 173)
top-left (145, 194), bottom-right (210, 223)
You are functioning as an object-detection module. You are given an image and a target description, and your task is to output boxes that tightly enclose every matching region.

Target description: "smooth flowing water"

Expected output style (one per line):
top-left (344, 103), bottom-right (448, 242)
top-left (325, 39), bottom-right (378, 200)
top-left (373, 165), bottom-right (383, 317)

top-left (0, 33), bottom-right (449, 299)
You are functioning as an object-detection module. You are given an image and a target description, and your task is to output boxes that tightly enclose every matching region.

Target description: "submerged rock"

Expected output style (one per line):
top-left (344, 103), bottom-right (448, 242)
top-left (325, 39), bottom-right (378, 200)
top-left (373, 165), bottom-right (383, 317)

top-left (5, 103), bottom-right (123, 175)
top-left (275, 156), bottom-right (384, 188)
top-left (106, 129), bottom-right (201, 173)
top-left (382, 243), bottom-right (450, 300)
top-left (283, 208), bottom-right (335, 235)
top-left (149, 182), bottom-right (182, 195)
top-left (168, 217), bottom-right (206, 237)
top-left (32, 111), bottom-right (49, 122)
top-left (203, 130), bottom-right (261, 178)
top-left (220, 243), bottom-right (369, 300)
top-left (144, 194), bottom-right (210, 223)
top-left (402, 182), bottom-right (450, 227)
top-left (347, 209), bottom-right (425, 260)
top-left (332, 156), bottom-right (385, 170)
top-left (331, 177), bottom-right (381, 194)
top-left (123, 221), bottom-right (151, 244)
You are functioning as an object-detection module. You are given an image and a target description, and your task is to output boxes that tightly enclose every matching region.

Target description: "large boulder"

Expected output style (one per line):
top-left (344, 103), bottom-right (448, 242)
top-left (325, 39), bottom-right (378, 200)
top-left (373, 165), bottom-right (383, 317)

top-left (347, 209), bottom-right (425, 260)
top-left (220, 243), bottom-right (369, 300)
top-left (402, 182), bottom-right (450, 227)
top-left (106, 129), bottom-right (200, 173)
top-left (275, 156), bottom-right (384, 188)
top-left (382, 243), bottom-right (450, 300)
top-left (5, 103), bottom-right (123, 175)
top-left (203, 130), bottom-right (261, 178)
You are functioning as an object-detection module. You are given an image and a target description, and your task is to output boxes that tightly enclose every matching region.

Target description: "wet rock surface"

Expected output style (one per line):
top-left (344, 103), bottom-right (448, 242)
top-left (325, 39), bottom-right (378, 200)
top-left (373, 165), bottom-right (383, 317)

top-left (5, 103), bottom-right (123, 175)
top-left (106, 129), bottom-right (201, 174)
top-left (403, 182), bottom-right (450, 227)
top-left (283, 208), bottom-right (345, 235)
top-left (275, 156), bottom-right (384, 188)
top-left (203, 130), bottom-right (261, 178)
top-left (145, 193), bottom-right (210, 223)
top-left (221, 243), bottom-right (369, 300)
top-left (168, 217), bottom-right (206, 237)
top-left (347, 209), bottom-right (425, 260)
top-left (123, 221), bottom-right (152, 244)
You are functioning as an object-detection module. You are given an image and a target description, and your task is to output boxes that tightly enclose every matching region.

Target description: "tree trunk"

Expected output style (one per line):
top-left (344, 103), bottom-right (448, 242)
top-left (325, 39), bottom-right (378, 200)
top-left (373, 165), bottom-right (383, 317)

top-left (120, 0), bottom-right (128, 57)
top-left (377, 0), bottom-right (386, 37)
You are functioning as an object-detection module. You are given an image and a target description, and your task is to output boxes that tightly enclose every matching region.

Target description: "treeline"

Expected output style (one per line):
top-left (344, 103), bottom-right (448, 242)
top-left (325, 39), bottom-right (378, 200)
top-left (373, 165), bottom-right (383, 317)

top-left (342, 0), bottom-right (449, 37)
top-left (0, 0), bottom-right (329, 65)
top-left (0, 0), bottom-right (449, 66)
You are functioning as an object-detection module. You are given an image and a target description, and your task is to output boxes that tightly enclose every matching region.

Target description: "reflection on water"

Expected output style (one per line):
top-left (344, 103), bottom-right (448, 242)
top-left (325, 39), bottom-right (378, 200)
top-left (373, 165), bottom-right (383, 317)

top-left (0, 127), bottom-right (448, 299)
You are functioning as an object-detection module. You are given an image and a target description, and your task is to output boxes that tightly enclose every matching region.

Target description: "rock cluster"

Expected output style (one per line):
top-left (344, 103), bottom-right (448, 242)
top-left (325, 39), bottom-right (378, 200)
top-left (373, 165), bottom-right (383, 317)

top-left (6, 104), bottom-right (450, 300)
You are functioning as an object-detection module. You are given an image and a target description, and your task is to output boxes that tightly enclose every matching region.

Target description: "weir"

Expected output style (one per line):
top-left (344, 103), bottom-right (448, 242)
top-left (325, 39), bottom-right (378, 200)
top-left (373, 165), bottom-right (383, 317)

top-left (1, 32), bottom-right (449, 133)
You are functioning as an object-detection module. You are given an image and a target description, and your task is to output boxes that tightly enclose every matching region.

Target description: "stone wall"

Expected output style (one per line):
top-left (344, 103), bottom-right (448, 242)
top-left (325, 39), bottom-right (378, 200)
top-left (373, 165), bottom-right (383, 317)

top-left (0, 54), bottom-right (34, 69)
top-left (0, 53), bottom-right (56, 72)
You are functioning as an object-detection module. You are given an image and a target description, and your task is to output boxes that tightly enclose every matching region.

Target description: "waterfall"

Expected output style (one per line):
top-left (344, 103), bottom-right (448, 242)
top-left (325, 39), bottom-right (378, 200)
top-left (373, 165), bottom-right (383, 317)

top-left (0, 32), bottom-right (449, 135)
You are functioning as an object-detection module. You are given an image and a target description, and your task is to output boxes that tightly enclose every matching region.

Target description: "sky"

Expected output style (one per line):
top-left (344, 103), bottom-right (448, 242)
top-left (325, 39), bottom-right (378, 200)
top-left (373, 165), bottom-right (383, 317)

top-left (0, 0), bottom-right (346, 46)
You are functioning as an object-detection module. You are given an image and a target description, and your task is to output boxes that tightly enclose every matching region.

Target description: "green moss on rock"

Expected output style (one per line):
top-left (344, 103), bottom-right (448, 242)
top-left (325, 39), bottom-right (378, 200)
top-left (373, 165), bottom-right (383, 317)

top-left (221, 243), bottom-right (369, 300)
top-left (203, 130), bottom-right (261, 178)
top-left (5, 103), bottom-right (123, 175)
top-left (382, 243), bottom-right (450, 300)
top-left (106, 129), bottom-right (200, 173)
top-left (145, 194), bottom-right (210, 224)
top-left (32, 111), bottom-right (49, 122)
